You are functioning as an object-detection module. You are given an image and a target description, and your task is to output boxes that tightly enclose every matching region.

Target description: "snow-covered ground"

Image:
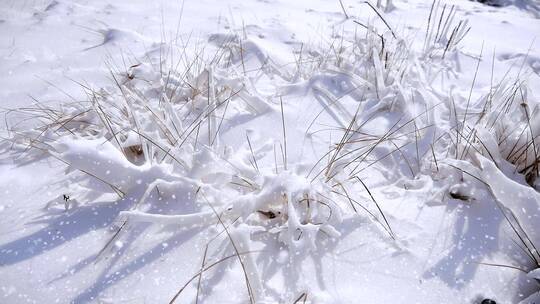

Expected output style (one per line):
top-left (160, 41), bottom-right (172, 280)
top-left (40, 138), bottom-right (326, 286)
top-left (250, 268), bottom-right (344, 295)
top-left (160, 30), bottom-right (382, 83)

top-left (1, 0), bottom-right (540, 303)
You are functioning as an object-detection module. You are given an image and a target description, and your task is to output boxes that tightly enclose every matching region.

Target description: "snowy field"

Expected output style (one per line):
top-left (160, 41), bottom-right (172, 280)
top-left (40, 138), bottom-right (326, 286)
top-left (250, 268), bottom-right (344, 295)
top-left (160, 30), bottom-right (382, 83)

top-left (1, 0), bottom-right (540, 303)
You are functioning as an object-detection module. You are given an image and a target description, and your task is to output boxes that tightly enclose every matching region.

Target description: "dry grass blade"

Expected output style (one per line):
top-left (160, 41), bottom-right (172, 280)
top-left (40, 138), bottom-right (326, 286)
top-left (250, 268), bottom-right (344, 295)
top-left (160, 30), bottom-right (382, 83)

top-left (461, 43), bottom-right (483, 142)
top-left (94, 220), bottom-right (128, 264)
top-left (246, 132), bottom-right (260, 173)
top-left (356, 177), bottom-right (395, 239)
top-left (200, 192), bottom-right (256, 304)
top-left (168, 250), bottom-right (261, 304)
top-left (338, 0), bottom-right (349, 19)
top-left (362, 1), bottom-right (396, 39)
top-left (280, 97), bottom-right (288, 171)
top-left (293, 292), bottom-right (308, 304)
top-left (475, 262), bottom-right (528, 273)
top-left (195, 244), bottom-right (209, 304)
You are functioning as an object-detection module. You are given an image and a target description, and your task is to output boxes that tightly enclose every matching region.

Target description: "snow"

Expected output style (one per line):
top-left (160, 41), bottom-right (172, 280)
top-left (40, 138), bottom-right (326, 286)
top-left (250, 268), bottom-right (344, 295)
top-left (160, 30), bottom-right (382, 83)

top-left (1, 0), bottom-right (540, 303)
